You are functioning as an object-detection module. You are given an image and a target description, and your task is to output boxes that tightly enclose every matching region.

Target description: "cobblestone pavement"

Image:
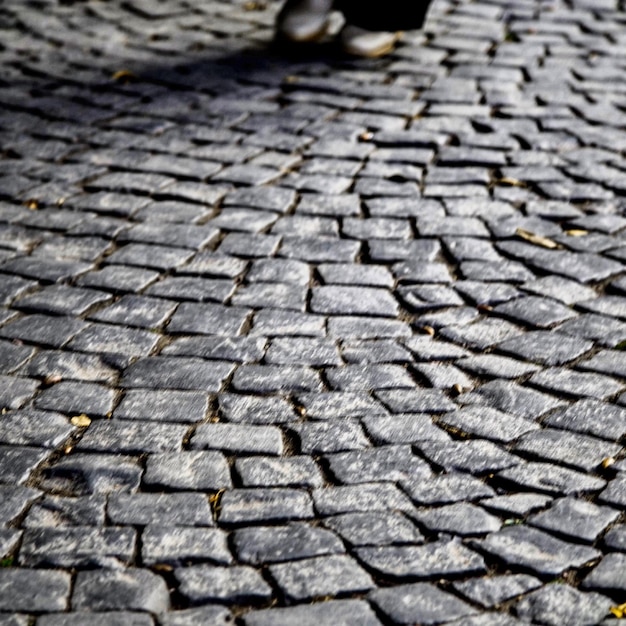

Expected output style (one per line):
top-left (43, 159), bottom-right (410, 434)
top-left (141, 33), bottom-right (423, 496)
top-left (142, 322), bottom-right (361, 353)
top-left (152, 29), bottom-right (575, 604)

top-left (1, 0), bottom-right (626, 623)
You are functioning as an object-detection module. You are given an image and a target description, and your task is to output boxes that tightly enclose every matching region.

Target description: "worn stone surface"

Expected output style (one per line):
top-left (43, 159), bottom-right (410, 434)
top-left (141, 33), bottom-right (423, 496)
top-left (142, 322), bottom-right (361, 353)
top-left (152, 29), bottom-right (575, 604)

top-left (1, 0), bottom-right (625, 619)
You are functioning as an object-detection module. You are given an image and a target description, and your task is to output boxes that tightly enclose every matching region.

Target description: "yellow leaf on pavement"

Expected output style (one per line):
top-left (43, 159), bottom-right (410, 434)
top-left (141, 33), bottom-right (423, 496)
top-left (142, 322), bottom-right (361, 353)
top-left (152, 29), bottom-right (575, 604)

top-left (515, 228), bottom-right (560, 249)
top-left (71, 414), bottom-right (91, 427)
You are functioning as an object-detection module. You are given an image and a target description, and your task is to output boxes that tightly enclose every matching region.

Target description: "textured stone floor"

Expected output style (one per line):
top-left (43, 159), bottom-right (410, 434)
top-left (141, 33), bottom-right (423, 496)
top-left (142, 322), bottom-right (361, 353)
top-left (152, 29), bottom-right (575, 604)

top-left (1, 0), bottom-right (626, 624)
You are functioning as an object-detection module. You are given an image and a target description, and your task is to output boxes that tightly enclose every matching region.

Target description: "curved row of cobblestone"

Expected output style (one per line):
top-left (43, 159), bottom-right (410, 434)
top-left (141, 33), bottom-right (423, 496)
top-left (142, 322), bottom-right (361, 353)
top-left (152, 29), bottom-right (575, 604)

top-left (0, 0), bottom-right (625, 624)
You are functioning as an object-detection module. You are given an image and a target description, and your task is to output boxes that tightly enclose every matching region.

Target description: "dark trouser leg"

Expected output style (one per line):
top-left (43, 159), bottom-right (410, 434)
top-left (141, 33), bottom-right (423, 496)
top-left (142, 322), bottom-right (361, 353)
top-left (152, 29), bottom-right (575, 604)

top-left (335, 0), bottom-right (433, 31)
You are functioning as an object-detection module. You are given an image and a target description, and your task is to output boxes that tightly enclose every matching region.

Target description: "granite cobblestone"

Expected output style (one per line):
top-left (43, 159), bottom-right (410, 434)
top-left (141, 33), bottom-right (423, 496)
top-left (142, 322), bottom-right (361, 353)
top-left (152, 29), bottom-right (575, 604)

top-left (0, 0), bottom-right (625, 622)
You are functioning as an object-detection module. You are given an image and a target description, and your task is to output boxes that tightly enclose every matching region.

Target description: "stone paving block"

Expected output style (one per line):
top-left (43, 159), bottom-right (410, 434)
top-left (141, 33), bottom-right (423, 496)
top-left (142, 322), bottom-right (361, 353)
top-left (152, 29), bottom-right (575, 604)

top-left (147, 276), bottom-right (235, 304)
top-left (514, 429), bottom-right (622, 473)
top-left (34, 380), bottom-right (116, 417)
top-left (72, 568), bottom-right (170, 613)
top-left (0, 614), bottom-right (29, 626)
top-left (476, 525), bottom-right (601, 576)
top-left (166, 302), bottom-right (250, 336)
top-left (76, 420), bottom-right (187, 454)
top-left (0, 340), bottom-right (34, 374)
top-left (175, 564), bottom-right (272, 604)
top-left (162, 336), bottom-right (265, 363)
top-left (0, 446), bottom-right (49, 485)
top-left (414, 502), bottom-right (502, 537)
top-left (243, 599), bottom-right (382, 626)
top-left (440, 318), bottom-right (523, 350)
top-left (362, 413), bottom-right (449, 445)
top-left (234, 522), bottom-right (344, 565)
top-left (557, 313), bottom-right (626, 348)
top-left (529, 368), bottom-right (623, 400)
top-left (328, 316), bottom-right (412, 339)
top-left (460, 379), bottom-right (564, 419)
top-left (369, 582), bottom-right (479, 625)
top-left (326, 364), bottom-right (415, 391)
top-left (0, 485), bottom-right (41, 525)
top-left (454, 574), bottom-right (543, 608)
top-left (122, 357), bottom-right (235, 391)
top-left (0, 529), bottom-right (21, 559)
top-left (14, 285), bottom-right (111, 316)
top-left (106, 243), bottom-right (194, 270)
top-left (598, 474), bottom-right (626, 509)
top-left (108, 492), bottom-right (213, 526)
top-left (39, 453), bottom-right (142, 496)
top-left (496, 331), bottom-right (594, 366)
top-left (67, 324), bottom-right (160, 359)
top-left (218, 393), bottom-right (296, 425)
top-left (496, 461), bottom-right (606, 497)
top-left (375, 388), bottom-right (457, 414)
top-left (318, 263), bottom-right (394, 288)
top-left (142, 526), bottom-right (231, 566)
top-left (231, 282), bottom-right (307, 312)
top-left (114, 389), bottom-right (209, 423)
top-left (235, 456), bottom-right (323, 488)
top-left (291, 419), bottom-right (370, 454)
top-left (24, 350), bottom-right (118, 383)
top-left (191, 423), bottom-right (283, 455)
top-left (529, 497), bottom-right (620, 544)
top-left (0, 569), bottom-right (71, 613)
top-left (177, 253), bottom-right (247, 279)
top-left (493, 296), bottom-right (578, 328)
top-left (278, 235), bottom-right (360, 263)
top-left (357, 539), bottom-right (487, 581)
top-left (325, 445), bottom-right (432, 484)
top-left (89, 295), bottom-right (177, 329)
top-left (77, 265), bottom-right (160, 294)
top-left (269, 554), bottom-right (375, 603)
top-left (218, 488), bottom-right (314, 525)
top-left (0, 409), bottom-right (75, 448)
top-left (581, 554), bottom-right (626, 600)
top-left (417, 439), bottom-right (521, 474)
top-left (158, 606), bottom-right (232, 626)
top-left (603, 524), bottom-right (626, 552)
top-left (232, 364), bottom-right (323, 393)
top-left (312, 483), bottom-right (415, 516)
top-left (403, 473), bottom-right (495, 505)
top-left (295, 391), bottom-right (386, 420)
top-left (23, 494), bottom-right (106, 528)
top-left (457, 353), bottom-right (541, 379)
top-left (437, 406), bottom-right (540, 443)
top-left (143, 451), bottom-right (232, 491)
top-left (579, 349), bottom-right (626, 379)
top-left (18, 526), bottom-right (136, 567)
top-left (0, 375), bottom-right (40, 410)
top-left (264, 337), bottom-right (340, 367)
top-left (514, 584), bottom-right (613, 626)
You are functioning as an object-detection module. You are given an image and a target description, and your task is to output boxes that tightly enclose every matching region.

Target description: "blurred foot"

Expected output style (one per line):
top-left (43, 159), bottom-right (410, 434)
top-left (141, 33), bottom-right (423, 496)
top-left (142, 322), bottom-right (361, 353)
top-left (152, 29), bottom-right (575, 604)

top-left (341, 25), bottom-right (399, 57)
top-left (276, 0), bottom-right (334, 42)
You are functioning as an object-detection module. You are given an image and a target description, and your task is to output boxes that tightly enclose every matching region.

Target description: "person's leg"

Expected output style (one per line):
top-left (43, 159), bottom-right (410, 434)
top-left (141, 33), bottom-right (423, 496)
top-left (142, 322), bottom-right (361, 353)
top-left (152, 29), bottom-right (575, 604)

top-left (337, 0), bottom-right (433, 57)
top-left (276, 0), bottom-right (335, 42)
top-left (337, 0), bottom-right (432, 32)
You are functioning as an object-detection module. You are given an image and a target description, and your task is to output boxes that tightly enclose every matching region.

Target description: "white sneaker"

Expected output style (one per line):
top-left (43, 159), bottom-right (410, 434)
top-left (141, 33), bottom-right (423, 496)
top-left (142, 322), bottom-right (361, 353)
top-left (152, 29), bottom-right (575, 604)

top-left (341, 25), bottom-right (399, 57)
top-left (277, 0), bottom-right (334, 42)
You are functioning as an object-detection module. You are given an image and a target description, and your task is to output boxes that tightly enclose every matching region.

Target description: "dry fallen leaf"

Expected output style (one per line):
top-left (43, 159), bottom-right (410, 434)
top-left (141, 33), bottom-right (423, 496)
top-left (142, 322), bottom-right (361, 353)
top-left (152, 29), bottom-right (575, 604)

top-left (498, 177), bottom-right (526, 187)
top-left (25, 199), bottom-right (40, 210)
top-left (565, 229), bottom-right (588, 237)
top-left (44, 374), bottom-right (63, 385)
top-left (601, 457), bottom-right (616, 469)
top-left (421, 325), bottom-right (436, 337)
top-left (515, 228), bottom-right (560, 249)
top-left (243, 0), bottom-right (266, 10)
top-left (71, 414), bottom-right (91, 427)
top-left (111, 69), bottom-right (137, 83)
top-left (359, 131), bottom-right (374, 142)
top-left (610, 603), bottom-right (626, 619)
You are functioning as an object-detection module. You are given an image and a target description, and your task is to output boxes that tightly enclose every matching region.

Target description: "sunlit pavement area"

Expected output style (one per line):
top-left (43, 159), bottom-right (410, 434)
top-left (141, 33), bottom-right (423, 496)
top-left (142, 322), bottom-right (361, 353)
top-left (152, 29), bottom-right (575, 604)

top-left (1, 0), bottom-right (626, 623)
